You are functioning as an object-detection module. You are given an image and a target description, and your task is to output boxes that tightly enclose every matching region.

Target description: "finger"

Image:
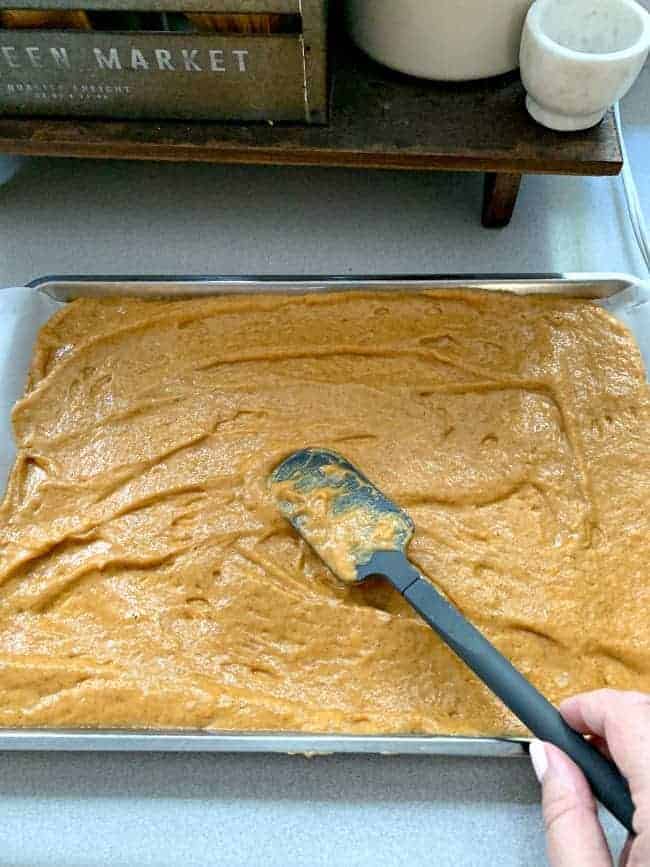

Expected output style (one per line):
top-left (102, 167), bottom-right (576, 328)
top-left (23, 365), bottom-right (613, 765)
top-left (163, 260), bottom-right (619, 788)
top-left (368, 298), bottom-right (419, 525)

top-left (530, 739), bottom-right (613, 867)
top-left (559, 690), bottom-right (650, 799)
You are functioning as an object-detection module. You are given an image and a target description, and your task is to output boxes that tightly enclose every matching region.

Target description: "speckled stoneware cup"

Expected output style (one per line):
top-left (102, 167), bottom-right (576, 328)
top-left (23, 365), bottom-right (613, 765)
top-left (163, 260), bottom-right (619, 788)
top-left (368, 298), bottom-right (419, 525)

top-left (346, 0), bottom-right (534, 81)
top-left (520, 0), bottom-right (650, 130)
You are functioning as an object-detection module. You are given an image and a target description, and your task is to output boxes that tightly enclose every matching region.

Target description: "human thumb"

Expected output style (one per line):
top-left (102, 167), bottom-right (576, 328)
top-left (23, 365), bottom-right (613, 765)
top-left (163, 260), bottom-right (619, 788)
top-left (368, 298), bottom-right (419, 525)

top-left (530, 739), bottom-right (613, 867)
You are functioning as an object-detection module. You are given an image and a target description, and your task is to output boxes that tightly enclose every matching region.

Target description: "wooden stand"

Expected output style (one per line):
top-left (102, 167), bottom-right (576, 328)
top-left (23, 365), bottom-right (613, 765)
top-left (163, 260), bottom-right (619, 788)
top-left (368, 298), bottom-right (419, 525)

top-left (0, 39), bottom-right (622, 226)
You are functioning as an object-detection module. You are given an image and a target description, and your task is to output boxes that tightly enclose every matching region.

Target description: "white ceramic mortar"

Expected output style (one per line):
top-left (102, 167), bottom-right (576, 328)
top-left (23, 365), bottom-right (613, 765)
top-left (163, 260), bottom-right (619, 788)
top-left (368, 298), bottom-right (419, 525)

top-left (520, 0), bottom-right (650, 130)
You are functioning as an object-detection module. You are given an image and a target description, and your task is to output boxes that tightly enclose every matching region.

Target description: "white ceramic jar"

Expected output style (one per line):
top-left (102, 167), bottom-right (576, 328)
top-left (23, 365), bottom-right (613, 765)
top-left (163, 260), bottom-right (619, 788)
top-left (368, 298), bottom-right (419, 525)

top-left (346, 0), bottom-right (534, 81)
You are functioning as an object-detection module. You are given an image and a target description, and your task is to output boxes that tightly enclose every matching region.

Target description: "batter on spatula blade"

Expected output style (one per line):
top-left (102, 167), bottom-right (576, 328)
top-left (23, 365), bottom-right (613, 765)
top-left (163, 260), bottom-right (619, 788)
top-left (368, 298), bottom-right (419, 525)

top-left (270, 447), bottom-right (414, 584)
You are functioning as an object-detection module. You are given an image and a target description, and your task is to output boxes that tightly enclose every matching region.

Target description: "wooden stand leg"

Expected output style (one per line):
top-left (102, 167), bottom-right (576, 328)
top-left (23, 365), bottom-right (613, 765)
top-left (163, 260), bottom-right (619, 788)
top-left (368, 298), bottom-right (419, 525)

top-left (482, 172), bottom-right (523, 228)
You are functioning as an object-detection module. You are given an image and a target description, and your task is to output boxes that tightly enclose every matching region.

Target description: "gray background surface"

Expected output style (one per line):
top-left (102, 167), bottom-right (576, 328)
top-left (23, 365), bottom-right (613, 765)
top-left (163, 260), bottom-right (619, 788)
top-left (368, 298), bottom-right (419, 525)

top-left (0, 61), bottom-right (647, 867)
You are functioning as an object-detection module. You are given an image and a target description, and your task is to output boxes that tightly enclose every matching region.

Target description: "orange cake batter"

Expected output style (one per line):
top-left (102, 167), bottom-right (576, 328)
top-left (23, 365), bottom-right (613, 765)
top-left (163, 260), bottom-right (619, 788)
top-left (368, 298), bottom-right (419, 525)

top-left (0, 290), bottom-right (649, 735)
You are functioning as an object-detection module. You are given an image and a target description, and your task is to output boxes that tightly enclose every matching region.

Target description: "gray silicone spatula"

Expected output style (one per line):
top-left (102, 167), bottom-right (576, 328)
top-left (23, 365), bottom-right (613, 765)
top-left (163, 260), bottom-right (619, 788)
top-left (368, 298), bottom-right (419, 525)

top-left (269, 447), bottom-right (635, 832)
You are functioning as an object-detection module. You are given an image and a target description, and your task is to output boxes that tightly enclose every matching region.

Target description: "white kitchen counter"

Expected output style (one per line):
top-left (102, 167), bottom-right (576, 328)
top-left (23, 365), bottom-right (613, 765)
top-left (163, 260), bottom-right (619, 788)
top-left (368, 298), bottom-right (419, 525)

top-left (0, 63), bottom-right (647, 867)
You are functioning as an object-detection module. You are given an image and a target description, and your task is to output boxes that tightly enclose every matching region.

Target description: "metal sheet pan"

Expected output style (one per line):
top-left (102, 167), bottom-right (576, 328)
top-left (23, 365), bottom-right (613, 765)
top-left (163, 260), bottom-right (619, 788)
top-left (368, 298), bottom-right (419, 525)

top-left (1, 272), bottom-right (648, 755)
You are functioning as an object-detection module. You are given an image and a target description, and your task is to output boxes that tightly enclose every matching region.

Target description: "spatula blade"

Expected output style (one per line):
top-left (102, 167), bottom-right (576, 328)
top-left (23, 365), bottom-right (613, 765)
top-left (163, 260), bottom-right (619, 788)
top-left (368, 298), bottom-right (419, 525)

top-left (269, 448), bottom-right (414, 584)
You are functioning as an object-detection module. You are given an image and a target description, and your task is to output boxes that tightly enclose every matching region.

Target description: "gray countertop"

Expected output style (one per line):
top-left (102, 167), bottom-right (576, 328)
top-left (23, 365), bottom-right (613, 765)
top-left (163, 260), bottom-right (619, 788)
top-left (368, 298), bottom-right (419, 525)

top-left (0, 63), bottom-right (647, 867)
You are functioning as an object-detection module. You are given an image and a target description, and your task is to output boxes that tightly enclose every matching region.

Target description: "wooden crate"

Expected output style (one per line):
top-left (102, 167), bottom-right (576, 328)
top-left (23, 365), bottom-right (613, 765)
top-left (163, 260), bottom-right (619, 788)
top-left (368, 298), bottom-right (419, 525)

top-left (0, 0), bottom-right (327, 121)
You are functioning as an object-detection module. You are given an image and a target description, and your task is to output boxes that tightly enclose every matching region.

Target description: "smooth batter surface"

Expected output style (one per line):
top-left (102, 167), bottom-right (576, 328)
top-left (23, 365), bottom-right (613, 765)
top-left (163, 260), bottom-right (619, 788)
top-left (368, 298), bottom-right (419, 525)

top-left (1, 290), bottom-right (649, 735)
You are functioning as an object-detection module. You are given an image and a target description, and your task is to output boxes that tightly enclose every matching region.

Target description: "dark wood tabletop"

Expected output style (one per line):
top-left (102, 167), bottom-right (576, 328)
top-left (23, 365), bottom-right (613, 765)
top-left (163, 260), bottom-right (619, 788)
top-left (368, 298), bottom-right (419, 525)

top-left (0, 37), bottom-right (622, 176)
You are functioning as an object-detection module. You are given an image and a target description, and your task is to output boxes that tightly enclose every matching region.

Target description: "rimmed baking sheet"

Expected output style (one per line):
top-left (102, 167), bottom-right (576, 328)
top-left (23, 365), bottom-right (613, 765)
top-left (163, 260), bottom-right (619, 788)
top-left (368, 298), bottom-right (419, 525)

top-left (0, 272), bottom-right (647, 754)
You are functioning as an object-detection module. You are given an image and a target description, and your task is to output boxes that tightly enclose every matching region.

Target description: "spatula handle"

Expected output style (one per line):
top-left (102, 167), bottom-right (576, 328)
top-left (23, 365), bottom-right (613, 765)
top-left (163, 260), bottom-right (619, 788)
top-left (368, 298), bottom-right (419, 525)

top-left (361, 551), bottom-right (635, 832)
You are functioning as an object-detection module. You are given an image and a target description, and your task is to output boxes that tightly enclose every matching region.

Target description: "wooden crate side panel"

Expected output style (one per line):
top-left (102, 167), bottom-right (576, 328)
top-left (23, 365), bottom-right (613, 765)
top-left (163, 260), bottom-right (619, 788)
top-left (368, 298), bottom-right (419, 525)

top-left (0, 31), bottom-right (308, 120)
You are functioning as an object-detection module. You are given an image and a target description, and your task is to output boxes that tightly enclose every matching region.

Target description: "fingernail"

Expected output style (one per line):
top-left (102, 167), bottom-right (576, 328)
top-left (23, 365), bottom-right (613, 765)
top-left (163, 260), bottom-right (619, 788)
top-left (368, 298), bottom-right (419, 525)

top-left (530, 739), bottom-right (548, 783)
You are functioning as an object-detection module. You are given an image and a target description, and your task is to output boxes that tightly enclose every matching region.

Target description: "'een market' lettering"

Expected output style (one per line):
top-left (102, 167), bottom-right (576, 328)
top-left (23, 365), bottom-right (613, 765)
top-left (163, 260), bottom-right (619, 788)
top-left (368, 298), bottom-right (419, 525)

top-left (0, 44), bottom-right (250, 73)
